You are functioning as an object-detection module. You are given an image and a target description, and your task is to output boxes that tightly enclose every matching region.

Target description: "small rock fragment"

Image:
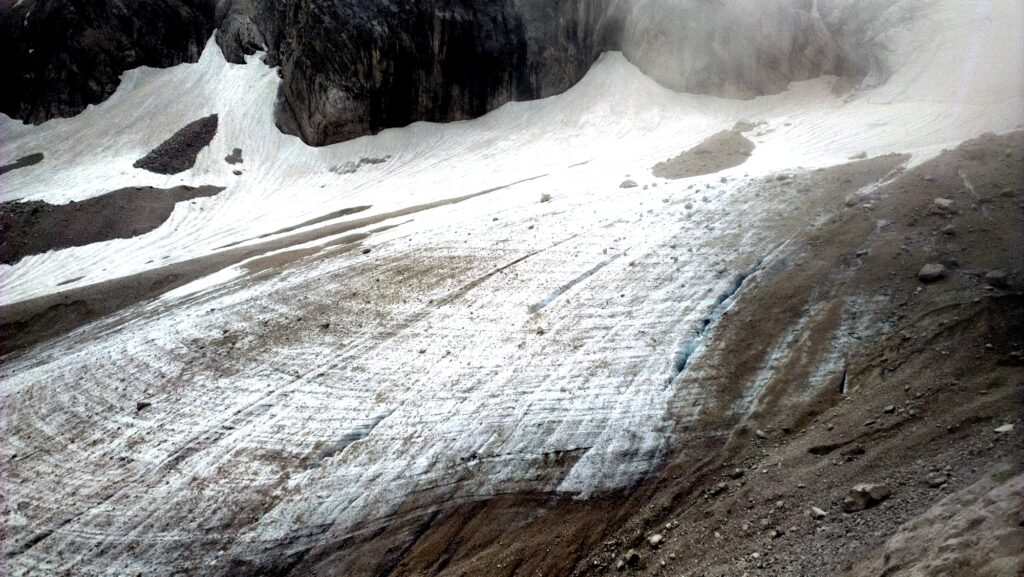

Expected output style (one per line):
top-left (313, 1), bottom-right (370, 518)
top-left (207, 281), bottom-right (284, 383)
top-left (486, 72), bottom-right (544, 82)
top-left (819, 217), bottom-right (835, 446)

top-left (994, 423), bottom-right (1014, 433)
top-left (843, 483), bottom-right (893, 512)
top-left (136, 401), bottom-right (152, 412)
top-left (985, 270), bottom-right (1008, 288)
top-left (917, 263), bottom-right (947, 283)
top-left (933, 197), bottom-right (955, 211)
top-left (809, 506), bottom-right (828, 519)
top-left (648, 534), bottom-right (664, 548)
top-left (620, 180), bottom-right (638, 189)
top-left (840, 444), bottom-right (866, 457)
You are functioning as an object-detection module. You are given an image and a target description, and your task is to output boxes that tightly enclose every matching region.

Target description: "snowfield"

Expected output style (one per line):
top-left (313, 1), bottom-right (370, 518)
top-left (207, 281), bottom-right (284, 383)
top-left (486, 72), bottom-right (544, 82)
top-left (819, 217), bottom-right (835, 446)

top-left (2, 0), bottom-right (1022, 574)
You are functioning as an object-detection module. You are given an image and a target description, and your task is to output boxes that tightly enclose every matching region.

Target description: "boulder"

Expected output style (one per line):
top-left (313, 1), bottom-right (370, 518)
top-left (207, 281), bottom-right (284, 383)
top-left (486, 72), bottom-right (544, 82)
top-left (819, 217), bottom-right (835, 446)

top-left (843, 483), bottom-right (893, 512)
top-left (985, 270), bottom-right (1009, 288)
top-left (917, 263), bottom-right (947, 283)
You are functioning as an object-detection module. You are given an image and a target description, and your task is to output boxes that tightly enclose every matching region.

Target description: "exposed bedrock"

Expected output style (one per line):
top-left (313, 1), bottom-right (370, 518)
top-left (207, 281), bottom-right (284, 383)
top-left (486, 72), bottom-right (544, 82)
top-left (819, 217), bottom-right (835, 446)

top-left (272, 0), bottom-right (622, 145)
top-left (3, 0), bottom-right (877, 145)
top-left (0, 0), bottom-right (216, 124)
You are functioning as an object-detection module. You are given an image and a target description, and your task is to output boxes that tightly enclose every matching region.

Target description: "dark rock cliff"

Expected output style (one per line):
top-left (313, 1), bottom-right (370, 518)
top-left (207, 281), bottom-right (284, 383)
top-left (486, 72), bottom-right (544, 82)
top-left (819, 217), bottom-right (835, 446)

top-left (0, 0), bottom-right (216, 124)
top-left (273, 0), bottom-right (623, 145)
top-left (1, 0), bottom-right (858, 146)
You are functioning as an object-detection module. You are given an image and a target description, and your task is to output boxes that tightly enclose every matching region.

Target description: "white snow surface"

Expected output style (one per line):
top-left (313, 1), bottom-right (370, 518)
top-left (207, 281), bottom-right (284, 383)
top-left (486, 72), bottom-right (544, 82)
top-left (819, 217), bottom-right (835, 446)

top-left (2, 0), bottom-right (1022, 574)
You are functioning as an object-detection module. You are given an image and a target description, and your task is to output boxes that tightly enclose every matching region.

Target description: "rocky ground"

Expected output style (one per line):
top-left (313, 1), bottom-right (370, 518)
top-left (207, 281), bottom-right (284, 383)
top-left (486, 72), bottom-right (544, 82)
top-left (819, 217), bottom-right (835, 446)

top-left (566, 129), bottom-right (1024, 577)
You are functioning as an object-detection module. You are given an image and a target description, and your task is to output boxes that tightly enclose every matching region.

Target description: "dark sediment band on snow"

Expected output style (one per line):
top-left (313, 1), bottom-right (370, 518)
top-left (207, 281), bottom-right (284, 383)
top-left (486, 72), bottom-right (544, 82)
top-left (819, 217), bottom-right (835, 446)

top-left (0, 184), bottom-right (225, 266)
top-left (0, 152), bottom-right (44, 176)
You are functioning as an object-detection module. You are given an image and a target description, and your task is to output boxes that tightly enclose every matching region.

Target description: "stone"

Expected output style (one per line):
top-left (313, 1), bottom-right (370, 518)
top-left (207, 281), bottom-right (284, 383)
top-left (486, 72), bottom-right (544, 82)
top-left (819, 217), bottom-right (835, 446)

top-left (883, 405), bottom-right (896, 413)
top-left (624, 548), bottom-right (640, 566)
top-left (933, 197), bottom-right (955, 211)
top-left (728, 468), bottom-right (745, 479)
top-left (849, 151), bottom-right (868, 160)
top-left (840, 444), bottom-right (866, 457)
top-left (136, 401), bottom-right (152, 412)
top-left (843, 483), bottom-right (893, 512)
top-left (924, 473), bottom-right (947, 488)
top-left (985, 270), bottom-right (1008, 288)
top-left (994, 423), bottom-right (1014, 433)
top-left (620, 179), bottom-right (639, 189)
top-left (917, 263), bottom-right (947, 283)
top-left (224, 147), bottom-right (243, 165)
top-left (845, 193), bottom-right (862, 207)
top-left (134, 115), bottom-right (220, 175)
top-left (809, 506), bottom-right (828, 519)
top-left (648, 533), bottom-right (664, 548)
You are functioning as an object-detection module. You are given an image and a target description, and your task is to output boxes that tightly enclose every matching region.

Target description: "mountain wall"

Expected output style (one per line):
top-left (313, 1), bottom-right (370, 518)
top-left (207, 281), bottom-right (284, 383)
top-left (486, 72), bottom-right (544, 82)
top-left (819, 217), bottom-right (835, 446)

top-left (1, 0), bottom-right (857, 145)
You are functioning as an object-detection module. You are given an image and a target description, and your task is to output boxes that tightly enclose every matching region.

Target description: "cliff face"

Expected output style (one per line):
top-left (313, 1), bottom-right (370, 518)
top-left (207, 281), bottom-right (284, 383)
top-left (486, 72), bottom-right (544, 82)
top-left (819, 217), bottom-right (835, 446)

top-left (269, 0), bottom-right (626, 145)
top-left (1, 0), bottom-right (852, 145)
top-left (0, 0), bottom-right (216, 124)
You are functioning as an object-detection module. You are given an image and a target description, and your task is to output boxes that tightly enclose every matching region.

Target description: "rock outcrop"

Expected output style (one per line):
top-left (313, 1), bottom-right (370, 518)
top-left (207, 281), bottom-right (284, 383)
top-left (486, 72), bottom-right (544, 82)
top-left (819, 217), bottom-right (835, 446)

top-left (1, 0), bottom-right (863, 146)
top-left (0, 0), bottom-right (216, 124)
